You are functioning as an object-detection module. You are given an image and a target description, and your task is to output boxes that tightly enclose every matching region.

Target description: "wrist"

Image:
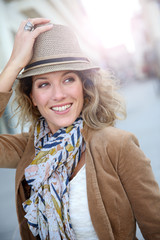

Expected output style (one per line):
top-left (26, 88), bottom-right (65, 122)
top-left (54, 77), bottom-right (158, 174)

top-left (6, 58), bottom-right (23, 74)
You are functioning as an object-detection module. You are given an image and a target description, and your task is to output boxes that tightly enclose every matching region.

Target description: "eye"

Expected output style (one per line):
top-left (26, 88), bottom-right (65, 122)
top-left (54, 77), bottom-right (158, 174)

top-left (38, 82), bottom-right (49, 88)
top-left (64, 77), bottom-right (75, 83)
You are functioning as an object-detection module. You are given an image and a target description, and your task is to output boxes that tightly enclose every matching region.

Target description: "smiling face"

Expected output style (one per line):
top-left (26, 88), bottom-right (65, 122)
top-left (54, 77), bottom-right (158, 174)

top-left (31, 71), bottom-right (84, 134)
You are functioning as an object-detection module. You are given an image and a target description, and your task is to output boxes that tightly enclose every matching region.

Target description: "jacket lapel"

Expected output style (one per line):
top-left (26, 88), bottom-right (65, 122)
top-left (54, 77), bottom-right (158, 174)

top-left (82, 125), bottom-right (114, 240)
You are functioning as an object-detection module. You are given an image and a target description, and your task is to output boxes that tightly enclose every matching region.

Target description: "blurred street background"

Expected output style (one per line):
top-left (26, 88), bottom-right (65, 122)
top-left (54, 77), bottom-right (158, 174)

top-left (0, 0), bottom-right (160, 239)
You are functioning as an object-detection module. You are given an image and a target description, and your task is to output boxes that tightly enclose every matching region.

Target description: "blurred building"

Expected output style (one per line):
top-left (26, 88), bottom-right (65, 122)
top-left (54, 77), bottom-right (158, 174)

top-left (106, 0), bottom-right (160, 82)
top-left (133, 0), bottom-right (160, 78)
top-left (102, 45), bottom-right (137, 85)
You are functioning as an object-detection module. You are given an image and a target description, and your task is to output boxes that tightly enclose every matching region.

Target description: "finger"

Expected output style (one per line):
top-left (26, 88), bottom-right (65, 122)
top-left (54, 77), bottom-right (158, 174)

top-left (18, 18), bottom-right (50, 32)
top-left (32, 24), bottom-right (53, 38)
top-left (26, 18), bottom-right (51, 26)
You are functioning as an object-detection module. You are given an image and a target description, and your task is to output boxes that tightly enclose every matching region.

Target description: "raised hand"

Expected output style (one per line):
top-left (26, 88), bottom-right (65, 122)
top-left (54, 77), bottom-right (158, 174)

top-left (0, 18), bottom-right (53, 92)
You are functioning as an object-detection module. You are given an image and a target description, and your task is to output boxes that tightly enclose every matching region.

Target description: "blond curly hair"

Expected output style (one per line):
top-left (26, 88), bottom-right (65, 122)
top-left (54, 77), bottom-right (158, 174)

top-left (13, 69), bottom-right (126, 131)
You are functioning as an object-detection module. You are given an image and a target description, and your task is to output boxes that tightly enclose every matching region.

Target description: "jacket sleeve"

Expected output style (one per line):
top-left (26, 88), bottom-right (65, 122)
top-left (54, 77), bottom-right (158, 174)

top-left (0, 91), bottom-right (29, 168)
top-left (0, 133), bottom-right (29, 168)
top-left (0, 91), bottom-right (12, 117)
top-left (118, 133), bottom-right (160, 240)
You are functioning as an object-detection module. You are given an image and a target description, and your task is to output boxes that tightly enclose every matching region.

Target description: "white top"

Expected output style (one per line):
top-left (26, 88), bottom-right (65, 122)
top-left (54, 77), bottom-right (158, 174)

top-left (69, 165), bottom-right (98, 240)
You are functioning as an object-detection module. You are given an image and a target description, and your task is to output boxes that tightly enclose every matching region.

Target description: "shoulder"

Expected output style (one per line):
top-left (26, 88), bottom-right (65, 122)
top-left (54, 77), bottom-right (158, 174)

top-left (83, 125), bottom-right (139, 147)
top-left (83, 125), bottom-right (141, 170)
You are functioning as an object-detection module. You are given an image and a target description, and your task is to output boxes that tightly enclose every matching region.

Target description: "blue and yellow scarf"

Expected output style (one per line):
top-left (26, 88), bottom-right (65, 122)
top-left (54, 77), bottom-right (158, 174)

top-left (23, 116), bottom-right (84, 240)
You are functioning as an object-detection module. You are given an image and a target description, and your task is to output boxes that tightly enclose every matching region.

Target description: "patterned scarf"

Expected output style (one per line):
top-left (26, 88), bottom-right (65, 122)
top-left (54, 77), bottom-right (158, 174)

top-left (23, 116), bottom-right (84, 240)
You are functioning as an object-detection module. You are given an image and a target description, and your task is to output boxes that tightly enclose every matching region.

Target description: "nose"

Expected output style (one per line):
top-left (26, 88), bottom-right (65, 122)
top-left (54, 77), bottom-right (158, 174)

top-left (51, 84), bottom-right (66, 101)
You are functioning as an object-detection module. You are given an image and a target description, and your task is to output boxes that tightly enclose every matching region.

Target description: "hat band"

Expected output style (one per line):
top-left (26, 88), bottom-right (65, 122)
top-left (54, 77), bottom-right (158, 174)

top-left (24, 57), bottom-right (89, 72)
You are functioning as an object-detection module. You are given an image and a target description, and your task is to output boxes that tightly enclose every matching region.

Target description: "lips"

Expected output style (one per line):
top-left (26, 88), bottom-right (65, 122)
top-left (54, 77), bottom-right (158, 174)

top-left (51, 104), bottom-right (71, 112)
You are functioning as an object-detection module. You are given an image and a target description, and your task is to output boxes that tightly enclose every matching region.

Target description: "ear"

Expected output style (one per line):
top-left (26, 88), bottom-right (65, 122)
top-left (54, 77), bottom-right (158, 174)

top-left (30, 93), bottom-right (37, 106)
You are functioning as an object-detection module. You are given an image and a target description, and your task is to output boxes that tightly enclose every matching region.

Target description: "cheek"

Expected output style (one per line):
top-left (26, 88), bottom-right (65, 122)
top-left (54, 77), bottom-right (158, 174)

top-left (79, 84), bottom-right (84, 101)
top-left (76, 85), bottom-right (84, 107)
top-left (30, 92), bottom-right (37, 106)
top-left (31, 83), bottom-right (47, 106)
top-left (80, 91), bottom-right (84, 105)
top-left (31, 92), bottom-right (45, 107)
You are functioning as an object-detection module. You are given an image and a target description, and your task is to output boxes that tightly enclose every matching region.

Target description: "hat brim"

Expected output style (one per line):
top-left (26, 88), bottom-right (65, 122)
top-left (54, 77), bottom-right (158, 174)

top-left (17, 62), bottom-right (99, 80)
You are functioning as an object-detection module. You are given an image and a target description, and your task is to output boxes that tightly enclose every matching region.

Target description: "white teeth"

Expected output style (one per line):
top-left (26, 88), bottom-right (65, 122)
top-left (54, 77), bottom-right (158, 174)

top-left (52, 104), bottom-right (71, 112)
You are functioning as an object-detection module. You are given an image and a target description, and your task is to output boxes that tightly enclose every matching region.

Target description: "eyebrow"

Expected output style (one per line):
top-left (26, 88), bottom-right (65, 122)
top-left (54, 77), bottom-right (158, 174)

top-left (62, 71), bottom-right (76, 77)
top-left (32, 77), bottom-right (48, 82)
top-left (32, 71), bottom-right (76, 82)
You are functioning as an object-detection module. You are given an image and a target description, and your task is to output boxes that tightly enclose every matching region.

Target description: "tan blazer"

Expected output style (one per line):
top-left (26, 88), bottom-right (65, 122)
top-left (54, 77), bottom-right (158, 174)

top-left (1, 92), bottom-right (160, 240)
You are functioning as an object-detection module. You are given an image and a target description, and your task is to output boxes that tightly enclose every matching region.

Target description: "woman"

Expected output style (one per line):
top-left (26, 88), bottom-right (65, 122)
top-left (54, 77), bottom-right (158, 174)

top-left (0, 18), bottom-right (160, 240)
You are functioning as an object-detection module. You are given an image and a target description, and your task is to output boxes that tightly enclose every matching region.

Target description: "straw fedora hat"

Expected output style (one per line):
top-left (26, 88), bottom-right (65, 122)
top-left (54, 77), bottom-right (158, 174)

top-left (17, 23), bottom-right (99, 79)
